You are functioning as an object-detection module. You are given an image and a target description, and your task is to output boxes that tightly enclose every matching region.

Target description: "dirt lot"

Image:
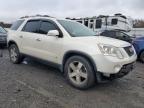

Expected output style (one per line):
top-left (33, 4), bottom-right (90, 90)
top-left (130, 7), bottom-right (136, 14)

top-left (0, 49), bottom-right (144, 108)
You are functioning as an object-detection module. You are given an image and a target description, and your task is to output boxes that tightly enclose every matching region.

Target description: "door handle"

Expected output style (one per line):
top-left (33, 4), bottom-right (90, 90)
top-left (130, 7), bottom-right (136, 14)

top-left (36, 38), bottom-right (41, 41)
top-left (19, 35), bottom-right (23, 38)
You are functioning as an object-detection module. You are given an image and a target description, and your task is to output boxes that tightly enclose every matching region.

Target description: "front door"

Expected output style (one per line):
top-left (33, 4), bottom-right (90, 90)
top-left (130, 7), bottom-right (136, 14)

top-left (32, 20), bottom-right (63, 63)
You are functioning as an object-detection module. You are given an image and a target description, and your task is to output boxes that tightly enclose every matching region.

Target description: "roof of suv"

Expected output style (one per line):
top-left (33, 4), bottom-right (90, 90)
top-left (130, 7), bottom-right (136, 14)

top-left (19, 16), bottom-right (77, 23)
top-left (21, 16), bottom-right (56, 21)
top-left (20, 15), bottom-right (69, 22)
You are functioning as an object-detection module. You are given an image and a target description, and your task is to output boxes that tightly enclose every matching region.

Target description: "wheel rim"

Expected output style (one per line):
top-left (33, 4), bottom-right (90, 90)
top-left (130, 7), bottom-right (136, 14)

top-left (68, 61), bottom-right (88, 85)
top-left (10, 47), bottom-right (18, 62)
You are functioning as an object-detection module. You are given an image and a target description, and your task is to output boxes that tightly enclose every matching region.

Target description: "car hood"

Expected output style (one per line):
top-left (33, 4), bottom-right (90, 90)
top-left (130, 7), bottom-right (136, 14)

top-left (73, 36), bottom-right (131, 48)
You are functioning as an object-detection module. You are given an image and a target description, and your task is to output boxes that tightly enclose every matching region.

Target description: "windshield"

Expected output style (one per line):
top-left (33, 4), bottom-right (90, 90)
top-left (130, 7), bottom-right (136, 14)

top-left (0, 26), bottom-right (6, 33)
top-left (58, 20), bottom-right (96, 37)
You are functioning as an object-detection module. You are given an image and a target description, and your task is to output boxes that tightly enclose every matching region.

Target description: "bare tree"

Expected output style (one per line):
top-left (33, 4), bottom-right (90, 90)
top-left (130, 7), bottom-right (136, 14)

top-left (0, 22), bottom-right (12, 28)
top-left (133, 19), bottom-right (144, 28)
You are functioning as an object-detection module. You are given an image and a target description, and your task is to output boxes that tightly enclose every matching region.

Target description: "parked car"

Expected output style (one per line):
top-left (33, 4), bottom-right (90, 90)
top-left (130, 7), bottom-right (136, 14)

top-left (100, 30), bottom-right (133, 43)
top-left (133, 36), bottom-right (144, 63)
top-left (0, 26), bottom-right (7, 48)
top-left (100, 30), bottom-right (144, 63)
top-left (8, 16), bottom-right (137, 89)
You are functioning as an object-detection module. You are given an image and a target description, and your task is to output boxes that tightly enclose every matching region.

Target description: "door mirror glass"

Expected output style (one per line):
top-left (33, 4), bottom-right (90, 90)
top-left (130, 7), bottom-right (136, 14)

top-left (47, 30), bottom-right (59, 36)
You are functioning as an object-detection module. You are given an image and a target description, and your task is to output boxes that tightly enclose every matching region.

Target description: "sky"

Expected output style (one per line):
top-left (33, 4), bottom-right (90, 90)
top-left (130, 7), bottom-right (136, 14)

top-left (0, 0), bottom-right (144, 23)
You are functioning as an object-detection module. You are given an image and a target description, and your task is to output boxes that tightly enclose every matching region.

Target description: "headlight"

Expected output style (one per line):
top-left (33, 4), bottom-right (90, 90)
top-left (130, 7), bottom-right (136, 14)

top-left (98, 44), bottom-right (124, 59)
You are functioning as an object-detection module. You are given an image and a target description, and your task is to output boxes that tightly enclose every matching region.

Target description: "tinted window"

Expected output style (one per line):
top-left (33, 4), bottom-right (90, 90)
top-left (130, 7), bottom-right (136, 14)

top-left (115, 32), bottom-right (129, 38)
top-left (111, 19), bottom-right (118, 25)
top-left (84, 20), bottom-right (88, 27)
top-left (23, 20), bottom-right (40, 33)
top-left (96, 19), bottom-right (102, 28)
top-left (115, 32), bottom-right (132, 42)
top-left (39, 21), bottom-right (57, 34)
top-left (101, 31), bottom-right (116, 37)
top-left (11, 20), bottom-right (24, 30)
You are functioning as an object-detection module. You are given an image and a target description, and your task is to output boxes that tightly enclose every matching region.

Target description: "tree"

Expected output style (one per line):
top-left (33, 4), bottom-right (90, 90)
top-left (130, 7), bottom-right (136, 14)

top-left (133, 19), bottom-right (144, 28)
top-left (0, 22), bottom-right (12, 28)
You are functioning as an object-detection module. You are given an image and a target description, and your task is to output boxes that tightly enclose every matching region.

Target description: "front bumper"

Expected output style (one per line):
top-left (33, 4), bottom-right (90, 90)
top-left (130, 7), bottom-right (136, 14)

top-left (108, 62), bottom-right (135, 79)
top-left (96, 62), bottom-right (135, 82)
top-left (92, 54), bottom-right (137, 74)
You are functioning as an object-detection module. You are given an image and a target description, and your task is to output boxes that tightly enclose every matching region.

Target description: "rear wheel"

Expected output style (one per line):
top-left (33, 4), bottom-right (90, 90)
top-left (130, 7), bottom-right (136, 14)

top-left (140, 51), bottom-right (144, 63)
top-left (9, 44), bottom-right (24, 64)
top-left (64, 56), bottom-right (96, 89)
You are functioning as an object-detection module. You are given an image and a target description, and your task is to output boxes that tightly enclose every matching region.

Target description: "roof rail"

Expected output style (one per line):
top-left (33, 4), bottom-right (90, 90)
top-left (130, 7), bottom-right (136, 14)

top-left (20, 15), bottom-right (54, 19)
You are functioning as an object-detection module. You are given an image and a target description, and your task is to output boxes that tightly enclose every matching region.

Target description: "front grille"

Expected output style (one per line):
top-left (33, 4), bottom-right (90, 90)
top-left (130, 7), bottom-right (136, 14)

top-left (124, 46), bottom-right (134, 57)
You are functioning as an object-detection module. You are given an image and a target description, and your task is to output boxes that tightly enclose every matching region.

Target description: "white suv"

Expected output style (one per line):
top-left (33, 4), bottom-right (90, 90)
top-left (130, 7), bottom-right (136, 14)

top-left (8, 16), bottom-right (137, 89)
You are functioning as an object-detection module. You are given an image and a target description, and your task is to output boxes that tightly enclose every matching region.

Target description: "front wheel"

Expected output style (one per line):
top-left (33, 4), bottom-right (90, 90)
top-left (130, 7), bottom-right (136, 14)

top-left (9, 44), bottom-right (24, 64)
top-left (140, 51), bottom-right (144, 63)
top-left (64, 56), bottom-right (96, 89)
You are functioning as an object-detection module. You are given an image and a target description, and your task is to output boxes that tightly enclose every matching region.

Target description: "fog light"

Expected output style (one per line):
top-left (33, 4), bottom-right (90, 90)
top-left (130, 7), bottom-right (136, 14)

top-left (114, 65), bottom-right (121, 73)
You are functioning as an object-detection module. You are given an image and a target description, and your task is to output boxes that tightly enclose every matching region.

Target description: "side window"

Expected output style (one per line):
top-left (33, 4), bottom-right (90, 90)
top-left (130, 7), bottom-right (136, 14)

top-left (115, 32), bottom-right (121, 37)
top-left (101, 31), bottom-right (115, 37)
top-left (108, 31), bottom-right (116, 37)
top-left (39, 21), bottom-right (57, 34)
top-left (111, 19), bottom-right (118, 25)
top-left (11, 20), bottom-right (24, 30)
top-left (22, 20), bottom-right (40, 33)
top-left (84, 20), bottom-right (88, 27)
top-left (96, 19), bottom-right (102, 28)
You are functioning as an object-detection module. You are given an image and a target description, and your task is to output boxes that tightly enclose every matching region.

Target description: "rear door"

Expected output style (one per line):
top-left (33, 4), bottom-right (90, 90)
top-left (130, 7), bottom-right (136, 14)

top-left (20, 20), bottom-right (41, 56)
top-left (32, 20), bottom-right (63, 63)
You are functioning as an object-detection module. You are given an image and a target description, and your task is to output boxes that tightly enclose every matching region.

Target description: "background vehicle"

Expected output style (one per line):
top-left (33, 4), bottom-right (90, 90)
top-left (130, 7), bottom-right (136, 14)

top-left (68, 14), bottom-right (144, 38)
top-left (133, 36), bottom-right (144, 63)
top-left (100, 30), bottom-right (133, 43)
top-left (8, 16), bottom-right (137, 89)
top-left (0, 26), bottom-right (7, 48)
top-left (100, 30), bottom-right (144, 63)
top-left (68, 14), bottom-right (133, 33)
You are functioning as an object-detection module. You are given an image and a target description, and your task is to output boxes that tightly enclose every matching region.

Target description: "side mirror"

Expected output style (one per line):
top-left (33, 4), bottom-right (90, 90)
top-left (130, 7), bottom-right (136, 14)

top-left (47, 30), bottom-right (59, 36)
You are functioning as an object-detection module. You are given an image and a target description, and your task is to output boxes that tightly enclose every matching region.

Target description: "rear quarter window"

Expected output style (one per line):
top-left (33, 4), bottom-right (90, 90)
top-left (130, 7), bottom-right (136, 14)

top-left (11, 20), bottom-right (24, 30)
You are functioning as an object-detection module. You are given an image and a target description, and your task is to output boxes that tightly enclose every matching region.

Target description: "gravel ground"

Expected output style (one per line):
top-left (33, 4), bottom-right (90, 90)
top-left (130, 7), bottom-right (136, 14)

top-left (0, 49), bottom-right (144, 108)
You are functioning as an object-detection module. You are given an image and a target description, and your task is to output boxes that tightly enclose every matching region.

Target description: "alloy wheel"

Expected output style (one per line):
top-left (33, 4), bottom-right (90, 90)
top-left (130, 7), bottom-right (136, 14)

top-left (68, 61), bottom-right (88, 85)
top-left (10, 47), bottom-right (18, 62)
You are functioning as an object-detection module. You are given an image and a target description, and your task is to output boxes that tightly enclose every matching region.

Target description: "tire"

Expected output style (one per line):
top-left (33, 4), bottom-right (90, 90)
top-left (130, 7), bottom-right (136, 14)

top-left (140, 51), bottom-right (144, 63)
top-left (64, 56), bottom-right (96, 90)
top-left (9, 44), bottom-right (24, 64)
